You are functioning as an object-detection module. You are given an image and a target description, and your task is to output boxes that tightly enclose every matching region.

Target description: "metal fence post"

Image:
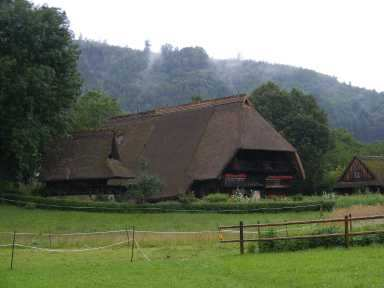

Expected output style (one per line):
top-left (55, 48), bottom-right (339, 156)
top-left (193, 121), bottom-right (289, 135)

top-left (239, 221), bottom-right (244, 255)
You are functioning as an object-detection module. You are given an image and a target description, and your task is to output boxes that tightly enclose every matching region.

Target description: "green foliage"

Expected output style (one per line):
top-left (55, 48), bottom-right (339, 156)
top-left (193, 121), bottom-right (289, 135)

top-left (70, 90), bottom-right (122, 131)
top-left (320, 128), bottom-right (384, 191)
top-left (259, 226), bottom-right (344, 253)
top-left (292, 194), bottom-right (304, 201)
top-left (177, 192), bottom-right (199, 204)
top-left (0, 0), bottom-right (81, 181)
top-left (77, 40), bottom-right (384, 143)
top-left (125, 160), bottom-right (163, 203)
top-left (250, 82), bottom-right (332, 193)
top-left (246, 243), bottom-right (257, 254)
top-left (0, 193), bottom-right (335, 213)
top-left (203, 193), bottom-right (229, 203)
top-left (191, 95), bottom-right (203, 103)
top-left (335, 193), bottom-right (384, 208)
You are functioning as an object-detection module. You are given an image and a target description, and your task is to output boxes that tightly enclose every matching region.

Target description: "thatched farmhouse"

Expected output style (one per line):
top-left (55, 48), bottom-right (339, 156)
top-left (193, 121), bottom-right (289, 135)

top-left (41, 95), bottom-right (305, 199)
top-left (334, 156), bottom-right (384, 193)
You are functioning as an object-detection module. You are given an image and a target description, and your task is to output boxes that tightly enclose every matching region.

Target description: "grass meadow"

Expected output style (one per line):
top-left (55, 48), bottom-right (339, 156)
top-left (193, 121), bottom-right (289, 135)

top-left (0, 204), bottom-right (326, 233)
top-left (1, 203), bottom-right (384, 287)
top-left (1, 245), bottom-right (384, 288)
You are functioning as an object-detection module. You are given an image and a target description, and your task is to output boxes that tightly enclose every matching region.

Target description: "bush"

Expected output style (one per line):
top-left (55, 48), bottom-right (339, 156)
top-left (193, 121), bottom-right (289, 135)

top-left (0, 193), bottom-right (335, 214)
top-left (335, 193), bottom-right (384, 208)
top-left (292, 194), bottom-right (304, 201)
top-left (125, 160), bottom-right (163, 203)
top-left (259, 226), bottom-right (344, 253)
top-left (177, 193), bottom-right (199, 204)
top-left (203, 193), bottom-right (229, 203)
top-left (247, 243), bottom-right (257, 254)
top-left (24, 202), bottom-right (37, 209)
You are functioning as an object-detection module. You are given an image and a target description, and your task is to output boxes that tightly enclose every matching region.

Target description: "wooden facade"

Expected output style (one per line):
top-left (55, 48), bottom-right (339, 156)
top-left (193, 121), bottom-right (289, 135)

top-left (334, 156), bottom-right (384, 193)
top-left (191, 149), bottom-right (299, 198)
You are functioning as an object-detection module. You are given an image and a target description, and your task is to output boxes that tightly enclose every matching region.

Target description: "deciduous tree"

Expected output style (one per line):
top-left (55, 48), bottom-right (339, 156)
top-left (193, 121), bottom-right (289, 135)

top-left (0, 0), bottom-right (81, 181)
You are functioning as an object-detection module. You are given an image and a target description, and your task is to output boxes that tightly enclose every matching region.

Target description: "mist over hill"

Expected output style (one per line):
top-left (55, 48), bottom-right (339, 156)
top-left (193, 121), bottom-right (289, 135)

top-left (77, 40), bottom-right (384, 143)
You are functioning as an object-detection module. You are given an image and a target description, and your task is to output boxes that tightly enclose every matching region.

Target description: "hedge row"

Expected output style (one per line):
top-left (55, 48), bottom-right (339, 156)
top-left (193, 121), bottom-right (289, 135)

top-left (0, 192), bottom-right (335, 214)
top-left (257, 227), bottom-right (384, 253)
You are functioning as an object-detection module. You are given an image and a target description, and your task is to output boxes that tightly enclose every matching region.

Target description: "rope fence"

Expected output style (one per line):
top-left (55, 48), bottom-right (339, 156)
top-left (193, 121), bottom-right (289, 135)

top-left (0, 228), bottom-right (155, 269)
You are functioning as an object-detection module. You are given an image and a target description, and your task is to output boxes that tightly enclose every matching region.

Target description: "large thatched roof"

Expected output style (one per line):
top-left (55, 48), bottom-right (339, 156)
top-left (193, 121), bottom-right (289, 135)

top-left (41, 95), bottom-right (304, 198)
top-left (40, 130), bottom-right (134, 182)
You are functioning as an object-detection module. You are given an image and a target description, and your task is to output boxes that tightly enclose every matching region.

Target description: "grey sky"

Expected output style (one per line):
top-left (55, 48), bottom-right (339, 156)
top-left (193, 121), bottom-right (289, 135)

top-left (33, 0), bottom-right (384, 92)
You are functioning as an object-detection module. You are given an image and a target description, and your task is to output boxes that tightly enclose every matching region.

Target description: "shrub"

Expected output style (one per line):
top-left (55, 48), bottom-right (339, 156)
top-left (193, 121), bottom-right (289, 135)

top-left (125, 160), bottom-right (163, 203)
top-left (292, 194), bottom-right (303, 201)
top-left (335, 193), bottom-right (384, 208)
top-left (203, 193), bottom-right (229, 203)
top-left (178, 193), bottom-right (199, 204)
top-left (0, 192), bottom-right (335, 213)
top-left (247, 243), bottom-right (257, 254)
top-left (259, 225), bottom-right (344, 253)
top-left (24, 202), bottom-right (37, 209)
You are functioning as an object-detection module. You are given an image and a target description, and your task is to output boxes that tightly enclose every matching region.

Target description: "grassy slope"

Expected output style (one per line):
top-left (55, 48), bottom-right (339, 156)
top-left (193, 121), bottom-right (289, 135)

top-left (1, 246), bottom-right (383, 288)
top-left (0, 204), bottom-right (325, 233)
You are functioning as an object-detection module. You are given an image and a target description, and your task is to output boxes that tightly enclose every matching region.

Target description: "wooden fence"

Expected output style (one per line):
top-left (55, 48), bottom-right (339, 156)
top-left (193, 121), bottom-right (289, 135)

top-left (219, 214), bottom-right (384, 254)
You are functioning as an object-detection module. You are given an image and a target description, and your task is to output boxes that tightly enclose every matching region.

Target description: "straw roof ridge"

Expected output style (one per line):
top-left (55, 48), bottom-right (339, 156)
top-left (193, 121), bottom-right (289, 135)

top-left (109, 94), bottom-right (248, 123)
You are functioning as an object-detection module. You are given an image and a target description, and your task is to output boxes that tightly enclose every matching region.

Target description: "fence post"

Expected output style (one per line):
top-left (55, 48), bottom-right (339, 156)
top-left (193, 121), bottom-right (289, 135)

top-left (49, 231), bottom-right (52, 248)
top-left (344, 215), bottom-right (349, 248)
top-left (239, 221), bottom-right (244, 255)
top-left (125, 225), bottom-right (130, 247)
top-left (349, 213), bottom-right (352, 232)
top-left (130, 226), bottom-right (135, 262)
top-left (10, 231), bottom-right (16, 270)
top-left (257, 221), bottom-right (261, 251)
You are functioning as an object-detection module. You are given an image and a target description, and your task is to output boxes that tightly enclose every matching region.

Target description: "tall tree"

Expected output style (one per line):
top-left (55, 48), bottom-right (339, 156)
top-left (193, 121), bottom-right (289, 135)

top-left (0, 0), bottom-right (81, 181)
top-left (250, 82), bottom-right (332, 193)
top-left (70, 90), bottom-right (122, 131)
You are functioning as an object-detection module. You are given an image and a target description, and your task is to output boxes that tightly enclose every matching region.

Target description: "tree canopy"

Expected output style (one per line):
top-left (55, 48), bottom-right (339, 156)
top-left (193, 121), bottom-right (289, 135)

top-left (77, 40), bottom-right (384, 143)
top-left (70, 90), bottom-right (122, 131)
top-left (250, 82), bottom-right (332, 193)
top-left (0, 0), bottom-right (81, 181)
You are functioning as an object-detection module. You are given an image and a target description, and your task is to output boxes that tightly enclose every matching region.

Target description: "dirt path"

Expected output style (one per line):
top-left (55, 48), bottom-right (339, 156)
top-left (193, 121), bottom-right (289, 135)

top-left (330, 205), bottom-right (384, 219)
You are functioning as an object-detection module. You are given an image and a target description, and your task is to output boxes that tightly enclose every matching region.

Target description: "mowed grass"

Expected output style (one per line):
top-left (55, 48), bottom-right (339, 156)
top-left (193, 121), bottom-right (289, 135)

top-left (1, 204), bottom-right (384, 287)
top-left (0, 204), bottom-right (326, 233)
top-left (1, 245), bottom-right (384, 288)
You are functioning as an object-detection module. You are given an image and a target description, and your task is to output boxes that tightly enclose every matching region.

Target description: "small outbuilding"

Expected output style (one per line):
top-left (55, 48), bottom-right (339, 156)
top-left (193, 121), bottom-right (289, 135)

top-left (41, 95), bottom-right (305, 200)
top-left (334, 156), bottom-right (384, 193)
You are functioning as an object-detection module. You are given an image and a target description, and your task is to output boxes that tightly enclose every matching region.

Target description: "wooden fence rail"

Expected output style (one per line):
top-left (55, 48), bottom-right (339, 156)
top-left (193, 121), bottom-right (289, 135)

top-left (219, 214), bottom-right (384, 254)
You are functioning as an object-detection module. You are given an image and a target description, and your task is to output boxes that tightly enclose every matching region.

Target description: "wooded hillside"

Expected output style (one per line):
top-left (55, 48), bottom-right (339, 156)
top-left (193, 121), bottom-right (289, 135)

top-left (77, 40), bottom-right (384, 143)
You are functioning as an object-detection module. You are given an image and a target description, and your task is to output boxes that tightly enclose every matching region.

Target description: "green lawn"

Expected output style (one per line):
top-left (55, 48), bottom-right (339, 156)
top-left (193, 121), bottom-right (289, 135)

top-left (0, 204), bottom-right (326, 233)
top-left (1, 245), bottom-right (384, 288)
top-left (1, 204), bottom-right (384, 287)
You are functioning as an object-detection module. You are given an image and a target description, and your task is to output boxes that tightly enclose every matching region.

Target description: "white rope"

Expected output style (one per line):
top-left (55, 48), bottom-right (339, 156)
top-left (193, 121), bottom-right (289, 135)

top-left (0, 197), bottom-right (322, 213)
top-left (0, 225), bottom-right (325, 237)
top-left (49, 230), bottom-right (127, 236)
top-left (135, 230), bottom-right (218, 234)
top-left (0, 229), bottom-right (222, 237)
top-left (134, 239), bottom-right (151, 262)
top-left (13, 241), bottom-right (127, 252)
top-left (0, 244), bottom-right (12, 247)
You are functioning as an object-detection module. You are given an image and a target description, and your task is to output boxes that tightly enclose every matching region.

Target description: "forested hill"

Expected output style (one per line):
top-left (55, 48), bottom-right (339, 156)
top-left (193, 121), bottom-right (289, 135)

top-left (77, 40), bottom-right (384, 143)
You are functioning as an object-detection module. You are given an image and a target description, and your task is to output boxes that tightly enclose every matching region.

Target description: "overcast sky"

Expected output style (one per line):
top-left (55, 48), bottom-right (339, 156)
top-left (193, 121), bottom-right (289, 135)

top-left (33, 0), bottom-right (384, 92)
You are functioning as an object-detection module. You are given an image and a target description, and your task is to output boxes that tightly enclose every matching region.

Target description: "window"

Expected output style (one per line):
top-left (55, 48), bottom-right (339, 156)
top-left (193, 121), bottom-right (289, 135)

top-left (353, 171), bottom-right (361, 179)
